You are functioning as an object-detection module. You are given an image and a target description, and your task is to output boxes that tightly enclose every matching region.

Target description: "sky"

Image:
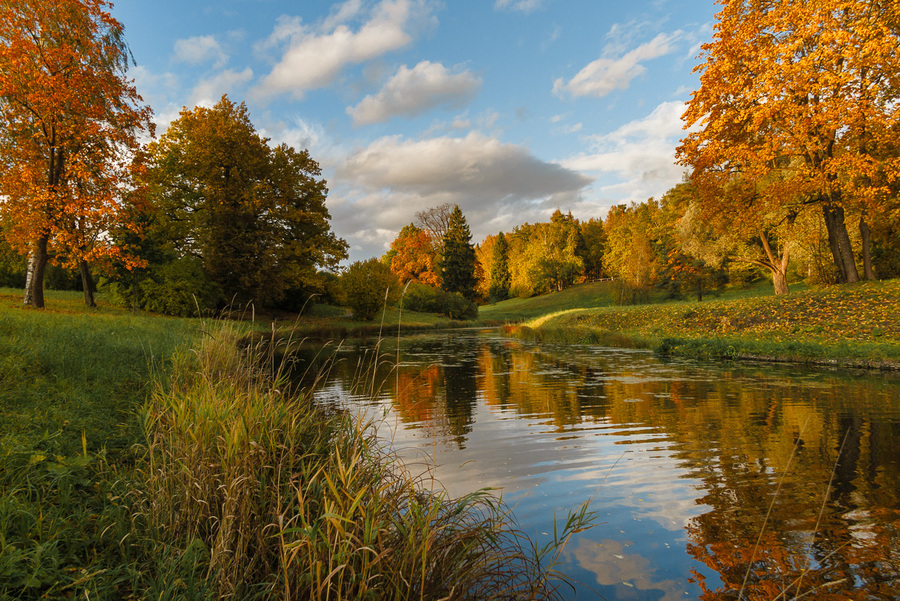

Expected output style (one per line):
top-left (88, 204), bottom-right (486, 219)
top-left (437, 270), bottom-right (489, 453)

top-left (109, 0), bottom-right (718, 262)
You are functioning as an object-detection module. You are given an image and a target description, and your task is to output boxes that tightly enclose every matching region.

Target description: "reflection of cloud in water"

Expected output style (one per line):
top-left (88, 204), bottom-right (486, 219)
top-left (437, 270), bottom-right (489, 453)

top-left (569, 538), bottom-right (690, 601)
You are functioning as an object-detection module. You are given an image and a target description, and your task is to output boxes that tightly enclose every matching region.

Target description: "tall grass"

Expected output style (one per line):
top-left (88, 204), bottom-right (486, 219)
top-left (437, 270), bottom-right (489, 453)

top-left (135, 322), bottom-right (595, 600)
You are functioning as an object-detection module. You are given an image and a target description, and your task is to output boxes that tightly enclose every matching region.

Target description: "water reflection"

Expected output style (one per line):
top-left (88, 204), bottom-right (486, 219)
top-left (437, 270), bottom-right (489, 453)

top-left (298, 331), bottom-right (900, 600)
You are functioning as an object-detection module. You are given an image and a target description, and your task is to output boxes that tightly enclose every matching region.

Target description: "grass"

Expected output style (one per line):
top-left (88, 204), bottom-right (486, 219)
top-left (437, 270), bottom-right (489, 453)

top-left (1, 288), bottom-right (596, 600)
top-left (490, 279), bottom-right (900, 369)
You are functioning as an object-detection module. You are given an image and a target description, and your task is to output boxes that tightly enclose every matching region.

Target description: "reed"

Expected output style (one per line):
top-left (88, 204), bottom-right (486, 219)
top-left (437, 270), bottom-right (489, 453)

top-left (135, 322), bottom-right (594, 600)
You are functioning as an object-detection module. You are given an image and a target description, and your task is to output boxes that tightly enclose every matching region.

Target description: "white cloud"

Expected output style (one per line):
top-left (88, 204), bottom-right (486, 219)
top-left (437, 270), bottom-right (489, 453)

top-left (494, 0), bottom-right (546, 14)
top-left (331, 132), bottom-right (592, 258)
top-left (173, 35), bottom-right (228, 68)
top-left (562, 101), bottom-right (688, 202)
top-left (554, 32), bottom-right (682, 98)
top-left (254, 0), bottom-right (434, 100)
top-left (190, 68), bottom-right (254, 107)
top-left (347, 61), bottom-right (481, 125)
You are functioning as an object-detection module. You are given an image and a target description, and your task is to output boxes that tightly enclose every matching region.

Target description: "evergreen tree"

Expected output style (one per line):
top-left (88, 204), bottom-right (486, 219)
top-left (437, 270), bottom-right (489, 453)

top-left (488, 232), bottom-right (510, 302)
top-left (441, 205), bottom-right (477, 301)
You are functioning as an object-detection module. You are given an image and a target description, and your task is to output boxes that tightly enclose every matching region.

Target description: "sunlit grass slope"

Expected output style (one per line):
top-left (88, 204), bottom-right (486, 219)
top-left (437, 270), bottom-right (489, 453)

top-left (501, 280), bottom-right (900, 369)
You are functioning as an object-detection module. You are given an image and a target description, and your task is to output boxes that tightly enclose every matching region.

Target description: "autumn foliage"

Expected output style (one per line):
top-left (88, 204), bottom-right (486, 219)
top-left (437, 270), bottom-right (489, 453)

top-left (678, 0), bottom-right (900, 286)
top-left (0, 0), bottom-right (153, 307)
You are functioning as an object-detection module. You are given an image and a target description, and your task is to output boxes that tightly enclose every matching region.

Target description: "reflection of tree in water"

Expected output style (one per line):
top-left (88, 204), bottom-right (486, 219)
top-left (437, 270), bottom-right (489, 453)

top-left (674, 378), bottom-right (900, 600)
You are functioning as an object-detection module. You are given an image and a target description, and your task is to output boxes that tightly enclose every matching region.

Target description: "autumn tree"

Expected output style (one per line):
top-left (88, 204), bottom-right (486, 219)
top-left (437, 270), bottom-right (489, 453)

top-left (678, 0), bottom-right (900, 286)
top-left (603, 202), bottom-right (661, 304)
top-left (441, 205), bottom-right (477, 301)
top-left (137, 96), bottom-right (346, 313)
top-left (387, 223), bottom-right (440, 287)
top-left (0, 0), bottom-right (153, 307)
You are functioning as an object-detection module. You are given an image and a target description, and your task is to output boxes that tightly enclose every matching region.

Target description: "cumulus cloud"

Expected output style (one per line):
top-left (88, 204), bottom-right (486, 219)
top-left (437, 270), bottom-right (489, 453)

top-left (190, 68), bottom-right (254, 107)
top-left (255, 0), bottom-right (434, 100)
top-left (494, 0), bottom-right (546, 14)
top-left (561, 101), bottom-right (688, 201)
top-left (331, 132), bottom-right (592, 258)
top-left (347, 61), bottom-right (481, 125)
top-left (553, 32), bottom-right (681, 98)
top-left (173, 35), bottom-right (228, 68)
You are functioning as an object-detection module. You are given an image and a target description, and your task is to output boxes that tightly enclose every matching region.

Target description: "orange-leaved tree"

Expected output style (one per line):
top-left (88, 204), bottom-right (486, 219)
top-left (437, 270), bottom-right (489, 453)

top-left (678, 0), bottom-right (900, 285)
top-left (0, 0), bottom-right (152, 307)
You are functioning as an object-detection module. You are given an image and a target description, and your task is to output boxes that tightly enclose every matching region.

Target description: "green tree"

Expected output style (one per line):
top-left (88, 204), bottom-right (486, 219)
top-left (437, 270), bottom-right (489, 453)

top-left (341, 257), bottom-right (398, 321)
top-left (441, 205), bottom-right (477, 301)
top-left (139, 96), bottom-right (347, 312)
top-left (580, 218), bottom-right (607, 281)
top-left (488, 232), bottom-right (511, 302)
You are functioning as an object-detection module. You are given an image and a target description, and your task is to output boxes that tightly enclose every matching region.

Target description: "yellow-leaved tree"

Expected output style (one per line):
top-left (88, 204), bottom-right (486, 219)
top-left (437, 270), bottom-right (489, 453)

top-left (678, 0), bottom-right (900, 286)
top-left (0, 0), bottom-right (152, 307)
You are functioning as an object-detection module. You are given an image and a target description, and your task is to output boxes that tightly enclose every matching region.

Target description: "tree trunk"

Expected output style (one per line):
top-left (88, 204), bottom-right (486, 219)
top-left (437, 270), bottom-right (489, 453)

top-left (758, 229), bottom-right (790, 295)
top-left (859, 217), bottom-right (875, 280)
top-left (772, 267), bottom-right (790, 295)
top-left (822, 203), bottom-right (860, 283)
top-left (80, 260), bottom-right (96, 307)
top-left (23, 236), bottom-right (49, 308)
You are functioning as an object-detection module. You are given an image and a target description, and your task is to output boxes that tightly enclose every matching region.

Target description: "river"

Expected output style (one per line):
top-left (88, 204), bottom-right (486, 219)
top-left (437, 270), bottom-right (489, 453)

top-left (300, 329), bottom-right (900, 600)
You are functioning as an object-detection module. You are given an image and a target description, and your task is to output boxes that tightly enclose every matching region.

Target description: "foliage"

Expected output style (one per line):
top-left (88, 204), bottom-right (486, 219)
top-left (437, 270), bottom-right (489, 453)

top-left (387, 223), bottom-right (441, 287)
top-left (488, 232), bottom-right (511, 302)
top-left (0, 0), bottom-right (153, 307)
top-left (130, 96), bottom-right (347, 313)
top-left (602, 202), bottom-right (660, 304)
top-left (678, 0), bottom-right (900, 285)
top-left (402, 281), bottom-right (478, 320)
top-left (507, 214), bottom-right (586, 298)
top-left (579, 218), bottom-right (606, 281)
top-left (441, 205), bottom-right (478, 301)
top-left (341, 257), bottom-right (399, 321)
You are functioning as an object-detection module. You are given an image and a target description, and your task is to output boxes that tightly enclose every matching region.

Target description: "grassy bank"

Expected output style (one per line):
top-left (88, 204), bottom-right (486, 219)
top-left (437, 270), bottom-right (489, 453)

top-left (493, 280), bottom-right (900, 370)
top-left (1, 290), bottom-right (590, 600)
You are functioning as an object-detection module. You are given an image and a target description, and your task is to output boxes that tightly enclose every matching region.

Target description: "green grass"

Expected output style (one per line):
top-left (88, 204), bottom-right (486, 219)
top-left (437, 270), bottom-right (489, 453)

top-left (498, 279), bottom-right (900, 369)
top-left (1, 288), bottom-right (595, 600)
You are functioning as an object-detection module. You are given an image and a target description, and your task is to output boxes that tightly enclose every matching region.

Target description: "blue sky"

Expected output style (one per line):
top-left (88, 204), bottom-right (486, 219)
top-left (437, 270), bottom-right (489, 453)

top-left (110, 0), bottom-right (716, 261)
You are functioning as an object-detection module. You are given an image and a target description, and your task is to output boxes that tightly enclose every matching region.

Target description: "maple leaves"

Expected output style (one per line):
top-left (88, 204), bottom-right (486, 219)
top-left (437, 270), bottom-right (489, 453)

top-left (0, 0), bottom-right (152, 307)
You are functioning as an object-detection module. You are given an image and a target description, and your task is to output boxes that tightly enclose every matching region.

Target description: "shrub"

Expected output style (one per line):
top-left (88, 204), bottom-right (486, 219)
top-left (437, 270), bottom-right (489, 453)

top-left (341, 258), bottom-right (399, 321)
top-left (402, 282), bottom-right (478, 320)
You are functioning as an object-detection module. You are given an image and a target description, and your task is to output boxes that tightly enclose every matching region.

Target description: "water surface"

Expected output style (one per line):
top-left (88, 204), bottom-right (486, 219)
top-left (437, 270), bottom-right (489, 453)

top-left (303, 330), bottom-right (900, 600)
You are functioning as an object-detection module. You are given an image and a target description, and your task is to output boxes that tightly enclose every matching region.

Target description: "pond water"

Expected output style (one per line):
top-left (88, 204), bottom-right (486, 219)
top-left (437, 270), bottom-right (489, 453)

top-left (301, 330), bottom-right (900, 600)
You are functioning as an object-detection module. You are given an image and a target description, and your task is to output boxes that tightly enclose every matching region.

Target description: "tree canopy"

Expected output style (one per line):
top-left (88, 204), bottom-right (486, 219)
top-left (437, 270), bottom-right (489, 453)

top-left (440, 205), bottom-right (477, 301)
top-left (678, 0), bottom-right (900, 285)
top-left (134, 96), bottom-right (347, 313)
top-left (0, 0), bottom-right (152, 307)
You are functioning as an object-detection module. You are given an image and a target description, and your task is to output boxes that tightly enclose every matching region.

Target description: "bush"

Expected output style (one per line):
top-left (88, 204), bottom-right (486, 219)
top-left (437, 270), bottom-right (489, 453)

top-left (139, 257), bottom-right (221, 317)
top-left (402, 282), bottom-right (478, 320)
top-left (341, 258), bottom-right (399, 321)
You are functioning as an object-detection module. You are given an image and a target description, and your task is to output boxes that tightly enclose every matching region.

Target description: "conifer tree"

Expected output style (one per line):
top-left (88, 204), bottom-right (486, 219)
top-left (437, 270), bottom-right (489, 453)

top-left (441, 205), bottom-right (477, 301)
top-left (488, 232), bottom-right (511, 302)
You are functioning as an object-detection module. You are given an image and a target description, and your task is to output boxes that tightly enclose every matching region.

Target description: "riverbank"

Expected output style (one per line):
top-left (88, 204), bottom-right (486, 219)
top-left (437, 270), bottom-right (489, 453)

top-left (496, 279), bottom-right (900, 371)
top-left (0, 289), bottom-right (585, 600)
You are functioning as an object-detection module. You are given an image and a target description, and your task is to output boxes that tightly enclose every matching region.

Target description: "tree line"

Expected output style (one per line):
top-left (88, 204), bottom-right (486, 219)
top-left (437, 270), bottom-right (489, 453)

top-left (2, 0), bottom-right (897, 319)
